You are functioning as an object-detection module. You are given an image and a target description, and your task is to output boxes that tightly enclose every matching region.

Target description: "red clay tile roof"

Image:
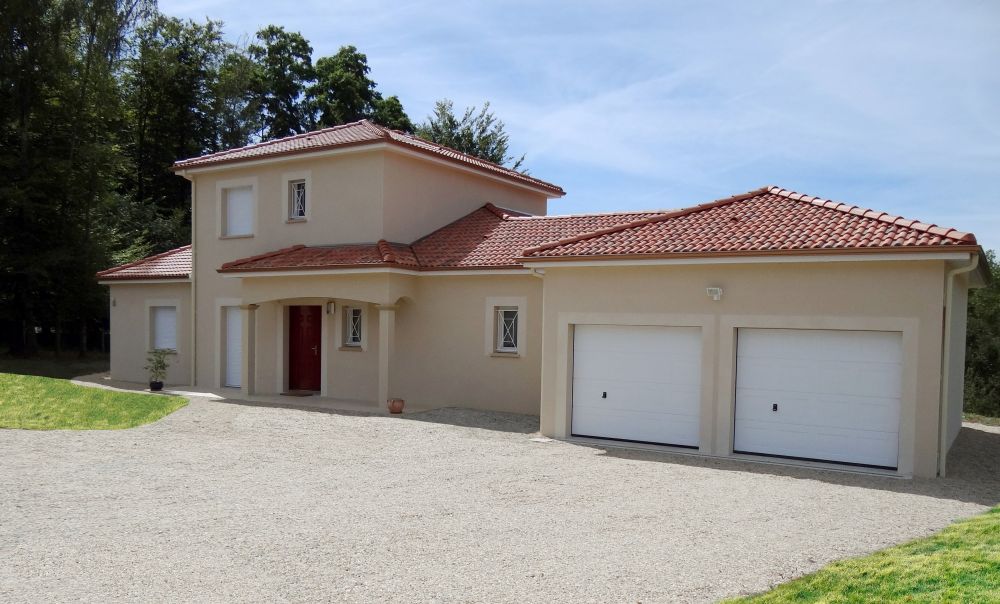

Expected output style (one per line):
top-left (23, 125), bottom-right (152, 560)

top-left (172, 120), bottom-right (564, 196)
top-left (409, 205), bottom-right (665, 269)
top-left (216, 205), bottom-right (665, 273)
top-left (218, 241), bottom-right (420, 273)
top-left (96, 245), bottom-right (192, 281)
top-left (521, 186), bottom-right (978, 260)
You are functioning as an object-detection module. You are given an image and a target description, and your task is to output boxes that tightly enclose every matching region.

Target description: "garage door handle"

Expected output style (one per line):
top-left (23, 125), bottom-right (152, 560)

top-left (602, 392), bottom-right (607, 399)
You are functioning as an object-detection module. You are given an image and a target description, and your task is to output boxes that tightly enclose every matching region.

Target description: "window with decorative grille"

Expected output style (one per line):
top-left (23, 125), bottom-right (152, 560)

top-left (289, 179), bottom-right (306, 219)
top-left (495, 307), bottom-right (518, 353)
top-left (344, 306), bottom-right (362, 346)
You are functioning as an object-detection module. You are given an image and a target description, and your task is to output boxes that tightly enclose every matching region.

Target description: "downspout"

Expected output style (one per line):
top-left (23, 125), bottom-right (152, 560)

top-left (188, 173), bottom-right (197, 387)
top-left (937, 253), bottom-right (978, 477)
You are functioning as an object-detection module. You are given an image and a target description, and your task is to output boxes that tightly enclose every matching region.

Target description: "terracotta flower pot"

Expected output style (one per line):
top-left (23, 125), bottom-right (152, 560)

top-left (387, 398), bottom-right (405, 414)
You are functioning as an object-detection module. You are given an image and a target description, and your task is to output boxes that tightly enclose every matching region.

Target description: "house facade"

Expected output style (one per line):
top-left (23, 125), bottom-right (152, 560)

top-left (98, 120), bottom-right (985, 478)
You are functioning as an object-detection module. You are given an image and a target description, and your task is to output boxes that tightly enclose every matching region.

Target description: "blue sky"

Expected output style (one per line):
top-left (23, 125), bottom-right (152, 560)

top-left (161, 0), bottom-right (1000, 248)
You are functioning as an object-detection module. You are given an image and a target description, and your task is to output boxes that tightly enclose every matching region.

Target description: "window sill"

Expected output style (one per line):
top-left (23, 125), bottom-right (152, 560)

top-left (490, 351), bottom-right (520, 358)
top-left (338, 345), bottom-right (364, 352)
top-left (285, 218), bottom-right (308, 224)
top-left (219, 234), bottom-right (254, 240)
top-left (149, 349), bottom-right (178, 355)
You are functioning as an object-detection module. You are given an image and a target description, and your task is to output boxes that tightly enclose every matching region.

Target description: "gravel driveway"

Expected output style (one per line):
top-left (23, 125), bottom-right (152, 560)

top-left (1, 396), bottom-right (998, 603)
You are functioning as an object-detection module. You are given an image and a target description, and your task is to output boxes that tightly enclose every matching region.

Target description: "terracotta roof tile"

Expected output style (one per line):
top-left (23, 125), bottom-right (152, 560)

top-left (173, 120), bottom-right (564, 196)
top-left (218, 241), bottom-right (419, 273)
top-left (522, 186), bottom-right (977, 260)
top-left (122, 185), bottom-right (976, 278)
top-left (96, 245), bottom-right (191, 281)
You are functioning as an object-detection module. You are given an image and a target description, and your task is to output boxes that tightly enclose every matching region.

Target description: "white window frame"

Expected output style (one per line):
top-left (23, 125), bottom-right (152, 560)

top-left (216, 176), bottom-right (257, 238)
top-left (342, 305), bottom-right (363, 348)
top-left (145, 298), bottom-right (181, 354)
top-left (495, 307), bottom-right (519, 353)
top-left (484, 296), bottom-right (527, 357)
top-left (282, 170), bottom-right (312, 223)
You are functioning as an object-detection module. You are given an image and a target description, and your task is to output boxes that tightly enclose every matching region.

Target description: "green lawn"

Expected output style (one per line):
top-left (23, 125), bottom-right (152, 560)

top-left (0, 372), bottom-right (186, 430)
top-left (726, 507), bottom-right (1000, 603)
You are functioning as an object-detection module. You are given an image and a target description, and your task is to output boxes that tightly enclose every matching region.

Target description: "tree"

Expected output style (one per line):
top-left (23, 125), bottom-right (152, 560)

top-left (372, 95), bottom-right (413, 132)
top-left (122, 14), bottom-right (233, 252)
top-left (965, 250), bottom-right (1000, 416)
top-left (309, 45), bottom-right (414, 132)
top-left (415, 99), bottom-right (524, 170)
top-left (0, 0), bottom-right (153, 355)
top-left (247, 25), bottom-right (313, 138)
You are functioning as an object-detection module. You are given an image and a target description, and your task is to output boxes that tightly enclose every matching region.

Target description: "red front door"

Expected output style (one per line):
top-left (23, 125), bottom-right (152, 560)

top-left (288, 305), bottom-right (321, 391)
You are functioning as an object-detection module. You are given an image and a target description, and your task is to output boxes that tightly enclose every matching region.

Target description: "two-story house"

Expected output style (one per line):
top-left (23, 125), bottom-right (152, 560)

top-left (99, 120), bottom-right (985, 478)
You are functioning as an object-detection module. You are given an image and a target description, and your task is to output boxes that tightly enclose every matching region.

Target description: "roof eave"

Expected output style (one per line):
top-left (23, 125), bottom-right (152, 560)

top-left (520, 245), bottom-right (984, 264)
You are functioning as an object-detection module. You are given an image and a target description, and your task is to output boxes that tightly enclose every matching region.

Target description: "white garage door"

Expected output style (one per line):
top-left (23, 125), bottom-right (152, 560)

top-left (572, 325), bottom-right (701, 448)
top-left (735, 328), bottom-right (902, 469)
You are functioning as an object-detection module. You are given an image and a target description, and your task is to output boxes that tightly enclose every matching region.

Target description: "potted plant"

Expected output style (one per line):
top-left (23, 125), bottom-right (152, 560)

top-left (387, 398), bottom-right (405, 414)
top-left (145, 348), bottom-right (170, 392)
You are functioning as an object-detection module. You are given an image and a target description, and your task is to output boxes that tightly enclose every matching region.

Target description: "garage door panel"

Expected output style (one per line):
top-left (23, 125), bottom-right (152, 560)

top-left (736, 388), bottom-right (901, 432)
top-left (572, 325), bottom-right (702, 448)
top-left (735, 328), bottom-right (901, 469)
top-left (573, 350), bottom-right (700, 385)
top-left (737, 358), bottom-right (902, 399)
top-left (735, 419), bottom-right (899, 467)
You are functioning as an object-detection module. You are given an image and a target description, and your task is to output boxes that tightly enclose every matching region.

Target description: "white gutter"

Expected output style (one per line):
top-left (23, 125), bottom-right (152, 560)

top-left (937, 253), bottom-right (979, 477)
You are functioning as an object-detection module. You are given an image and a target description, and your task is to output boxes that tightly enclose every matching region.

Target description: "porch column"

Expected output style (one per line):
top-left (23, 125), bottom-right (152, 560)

top-left (376, 304), bottom-right (397, 406)
top-left (241, 304), bottom-right (258, 396)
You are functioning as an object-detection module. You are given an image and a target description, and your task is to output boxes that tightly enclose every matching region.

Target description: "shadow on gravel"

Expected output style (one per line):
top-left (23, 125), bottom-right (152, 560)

top-left (401, 407), bottom-right (538, 434)
top-left (211, 398), bottom-right (538, 435)
top-left (588, 425), bottom-right (1000, 507)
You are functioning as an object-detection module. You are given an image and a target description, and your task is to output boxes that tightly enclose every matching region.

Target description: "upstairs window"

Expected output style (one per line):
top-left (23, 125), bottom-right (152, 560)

top-left (222, 186), bottom-right (254, 237)
top-left (343, 306), bottom-right (363, 347)
top-left (150, 306), bottom-right (177, 351)
top-left (288, 179), bottom-right (307, 220)
top-left (495, 307), bottom-right (518, 353)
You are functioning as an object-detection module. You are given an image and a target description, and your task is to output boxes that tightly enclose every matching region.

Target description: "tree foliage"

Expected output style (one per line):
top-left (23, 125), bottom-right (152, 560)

top-left (0, 3), bottom-right (526, 359)
top-left (415, 99), bottom-right (525, 171)
top-left (965, 250), bottom-right (1000, 416)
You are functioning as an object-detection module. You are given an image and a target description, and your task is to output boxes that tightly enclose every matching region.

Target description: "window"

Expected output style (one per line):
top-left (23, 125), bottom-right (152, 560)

top-left (495, 307), bottom-right (518, 353)
top-left (222, 186), bottom-right (253, 237)
top-left (150, 306), bottom-right (177, 351)
top-left (343, 306), bottom-right (363, 347)
top-left (288, 179), bottom-right (307, 220)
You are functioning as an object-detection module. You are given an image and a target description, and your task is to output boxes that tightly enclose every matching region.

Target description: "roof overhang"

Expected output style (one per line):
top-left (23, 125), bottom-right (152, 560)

top-left (98, 278), bottom-right (191, 285)
top-left (173, 141), bottom-right (564, 198)
top-left (219, 267), bottom-right (532, 278)
top-left (519, 247), bottom-right (983, 268)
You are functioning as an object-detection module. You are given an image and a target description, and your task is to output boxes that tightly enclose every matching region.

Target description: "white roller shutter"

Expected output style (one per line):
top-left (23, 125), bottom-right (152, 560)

top-left (224, 306), bottom-right (242, 388)
top-left (572, 325), bottom-right (702, 448)
top-left (150, 306), bottom-right (177, 350)
top-left (734, 328), bottom-right (902, 469)
top-left (225, 187), bottom-right (253, 236)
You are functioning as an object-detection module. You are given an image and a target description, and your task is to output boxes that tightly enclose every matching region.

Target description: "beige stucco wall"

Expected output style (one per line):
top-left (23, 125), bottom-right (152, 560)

top-left (381, 151), bottom-right (548, 242)
top-left (108, 282), bottom-right (192, 385)
top-left (393, 275), bottom-right (543, 415)
top-left (187, 147), bottom-right (553, 391)
top-left (537, 260), bottom-right (950, 478)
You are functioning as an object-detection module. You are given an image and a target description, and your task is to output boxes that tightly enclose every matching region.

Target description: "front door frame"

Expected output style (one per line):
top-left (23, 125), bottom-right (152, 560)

top-left (277, 300), bottom-right (330, 396)
top-left (288, 305), bottom-right (322, 391)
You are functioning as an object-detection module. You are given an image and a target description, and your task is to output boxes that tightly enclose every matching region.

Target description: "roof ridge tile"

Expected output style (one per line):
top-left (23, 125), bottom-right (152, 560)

top-left (767, 186), bottom-right (976, 244)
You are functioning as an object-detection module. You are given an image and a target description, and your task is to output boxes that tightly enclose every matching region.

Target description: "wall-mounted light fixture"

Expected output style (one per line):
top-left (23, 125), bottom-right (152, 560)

top-left (706, 287), bottom-right (723, 301)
